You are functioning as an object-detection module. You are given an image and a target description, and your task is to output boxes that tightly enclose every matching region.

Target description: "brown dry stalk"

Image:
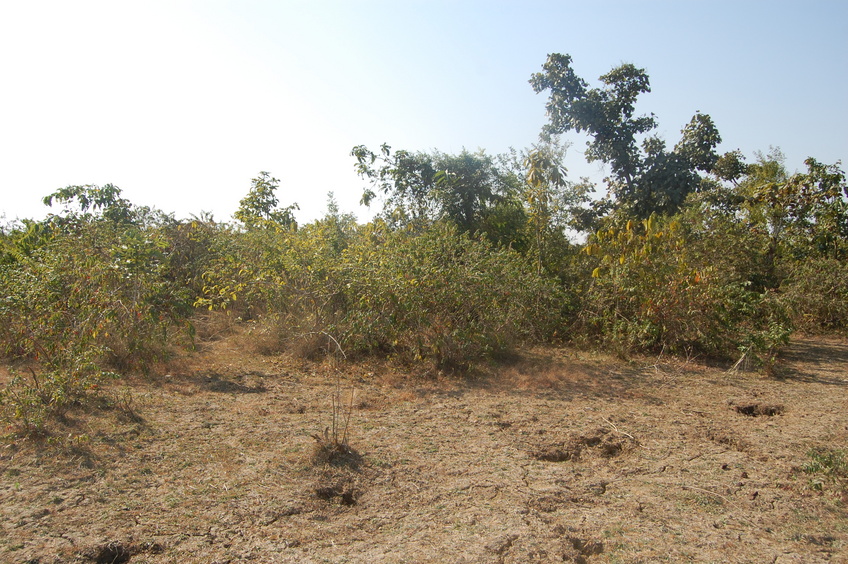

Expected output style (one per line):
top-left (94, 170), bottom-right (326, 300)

top-left (602, 417), bottom-right (636, 441)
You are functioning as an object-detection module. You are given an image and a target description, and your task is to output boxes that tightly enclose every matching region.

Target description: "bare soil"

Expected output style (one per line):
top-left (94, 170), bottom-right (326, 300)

top-left (1, 335), bottom-right (847, 563)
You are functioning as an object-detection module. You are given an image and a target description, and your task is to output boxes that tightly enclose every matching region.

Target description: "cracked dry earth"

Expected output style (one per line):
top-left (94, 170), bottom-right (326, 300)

top-left (1, 336), bottom-right (847, 563)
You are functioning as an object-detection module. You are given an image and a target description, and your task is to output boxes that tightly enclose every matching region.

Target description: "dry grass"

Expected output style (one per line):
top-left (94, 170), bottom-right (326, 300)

top-left (1, 336), bottom-right (847, 563)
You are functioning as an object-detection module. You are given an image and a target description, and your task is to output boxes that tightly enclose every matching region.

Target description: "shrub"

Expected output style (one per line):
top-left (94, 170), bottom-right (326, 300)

top-left (577, 216), bottom-right (791, 363)
top-left (337, 222), bottom-right (564, 369)
top-left (0, 220), bottom-right (194, 433)
top-left (781, 258), bottom-right (848, 336)
top-left (802, 448), bottom-right (848, 494)
top-left (196, 218), bottom-right (351, 355)
top-left (198, 220), bottom-right (564, 369)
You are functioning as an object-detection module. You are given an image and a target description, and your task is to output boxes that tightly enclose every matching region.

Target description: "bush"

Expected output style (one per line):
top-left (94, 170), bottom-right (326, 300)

top-left (197, 220), bottom-right (564, 369)
top-left (577, 216), bottom-right (791, 363)
top-left (337, 222), bottom-right (564, 369)
top-left (196, 217), bottom-right (351, 355)
top-left (0, 220), bottom-right (194, 433)
top-left (802, 448), bottom-right (848, 494)
top-left (781, 258), bottom-right (848, 336)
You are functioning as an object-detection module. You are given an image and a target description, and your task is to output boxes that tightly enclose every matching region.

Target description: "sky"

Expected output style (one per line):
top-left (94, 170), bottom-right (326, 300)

top-left (1, 0), bottom-right (846, 225)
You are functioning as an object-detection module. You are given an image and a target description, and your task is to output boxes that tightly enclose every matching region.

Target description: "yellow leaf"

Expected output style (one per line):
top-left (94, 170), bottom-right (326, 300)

top-left (592, 267), bottom-right (602, 278)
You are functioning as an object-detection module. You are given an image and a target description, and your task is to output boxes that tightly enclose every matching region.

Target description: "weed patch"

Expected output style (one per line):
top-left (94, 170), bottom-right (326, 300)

top-left (802, 448), bottom-right (848, 494)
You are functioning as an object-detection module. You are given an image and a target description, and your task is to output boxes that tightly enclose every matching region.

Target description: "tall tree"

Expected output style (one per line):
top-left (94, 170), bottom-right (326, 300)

top-left (43, 183), bottom-right (135, 226)
top-left (352, 144), bottom-right (438, 228)
top-left (523, 141), bottom-right (570, 274)
top-left (530, 53), bottom-right (723, 218)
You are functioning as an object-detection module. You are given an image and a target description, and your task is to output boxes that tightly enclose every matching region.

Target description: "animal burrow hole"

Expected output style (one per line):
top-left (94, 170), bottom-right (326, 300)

top-left (532, 428), bottom-right (633, 462)
top-left (734, 403), bottom-right (784, 417)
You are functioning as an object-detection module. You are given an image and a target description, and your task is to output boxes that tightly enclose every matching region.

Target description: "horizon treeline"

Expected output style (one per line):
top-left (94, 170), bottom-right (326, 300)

top-left (1, 53), bottom-right (847, 435)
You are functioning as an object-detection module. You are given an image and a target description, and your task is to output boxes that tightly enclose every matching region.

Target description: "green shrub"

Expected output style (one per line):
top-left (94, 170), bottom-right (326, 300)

top-left (195, 213), bottom-right (355, 355)
top-left (337, 222), bottom-right (564, 369)
top-left (577, 216), bottom-right (791, 363)
top-left (802, 448), bottom-right (848, 493)
top-left (0, 220), bottom-right (194, 433)
top-left (158, 215), bottom-right (229, 304)
top-left (0, 350), bottom-right (114, 436)
top-left (198, 220), bottom-right (564, 369)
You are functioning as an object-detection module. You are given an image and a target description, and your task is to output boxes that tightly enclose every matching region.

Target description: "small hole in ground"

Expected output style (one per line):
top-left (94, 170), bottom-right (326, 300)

top-left (735, 403), bottom-right (784, 417)
top-left (94, 543), bottom-right (132, 564)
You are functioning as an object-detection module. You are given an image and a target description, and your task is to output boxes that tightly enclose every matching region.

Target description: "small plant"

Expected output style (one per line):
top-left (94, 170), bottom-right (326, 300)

top-left (309, 335), bottom-right (360, 467)
top-left (0, 352), bottom-right (116, 437)
top-left (111, 386), bottom-right (143, 423)
top-left (802, 448), bottom-right (848, 493)
top-left (310, 387), bottom-right (356, 466)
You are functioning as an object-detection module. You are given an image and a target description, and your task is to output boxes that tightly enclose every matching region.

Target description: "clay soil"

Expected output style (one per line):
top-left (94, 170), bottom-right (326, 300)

top-left (1, 334), bottom-right (847, 563)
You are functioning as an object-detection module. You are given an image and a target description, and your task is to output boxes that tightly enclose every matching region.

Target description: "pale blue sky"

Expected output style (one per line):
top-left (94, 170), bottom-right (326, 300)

top-left (1, 0), bottom-right (845, 223)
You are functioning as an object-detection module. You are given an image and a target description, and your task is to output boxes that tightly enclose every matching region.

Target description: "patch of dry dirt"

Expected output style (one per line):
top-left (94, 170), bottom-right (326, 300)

top-left (1, 336), bottom-right (847, 563)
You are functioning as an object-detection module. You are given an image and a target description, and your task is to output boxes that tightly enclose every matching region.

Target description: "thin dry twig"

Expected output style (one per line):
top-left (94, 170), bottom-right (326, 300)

top-left (602, 417), bottom-right (636, 441)
top-left (727, 351), bottom-right (748, 374)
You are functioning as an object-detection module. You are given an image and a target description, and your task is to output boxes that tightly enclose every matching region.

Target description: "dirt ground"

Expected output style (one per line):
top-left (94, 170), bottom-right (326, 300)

top-left (1, 334), bottom-right (847, 563)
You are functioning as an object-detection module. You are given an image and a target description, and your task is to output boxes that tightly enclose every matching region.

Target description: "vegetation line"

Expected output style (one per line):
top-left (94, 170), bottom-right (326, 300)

top-left (1, 52), bottom-right (846, 438)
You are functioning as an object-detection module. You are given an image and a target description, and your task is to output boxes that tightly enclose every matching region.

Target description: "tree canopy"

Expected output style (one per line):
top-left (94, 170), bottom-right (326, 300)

top-left (530, 53), bottom-right (725, 218)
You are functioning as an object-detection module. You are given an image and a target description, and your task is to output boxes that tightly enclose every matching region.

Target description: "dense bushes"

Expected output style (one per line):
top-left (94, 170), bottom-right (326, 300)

top-left (194, 210), bottom-right (798, 370)
top-left (336, 222), bottom-right (564, 368)
top-left (0, 220), bottom-right (195, 433)
top-left (0, 157), bottom-right (845, 435)
top-left (198, 220), bottom-right (564, 369)
top-left (781, 258), bottom-right (848, 336)
top-left (576, 216), bottom-right (791, 362)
